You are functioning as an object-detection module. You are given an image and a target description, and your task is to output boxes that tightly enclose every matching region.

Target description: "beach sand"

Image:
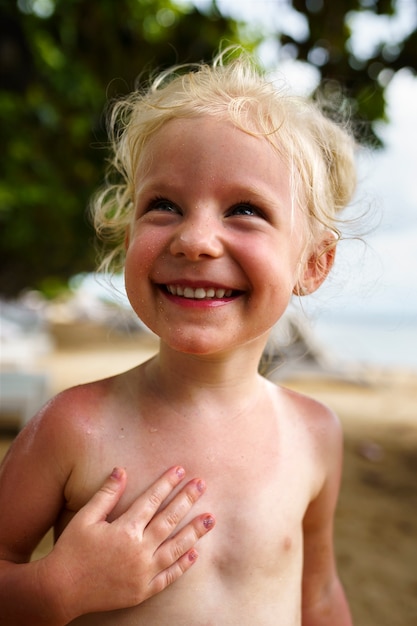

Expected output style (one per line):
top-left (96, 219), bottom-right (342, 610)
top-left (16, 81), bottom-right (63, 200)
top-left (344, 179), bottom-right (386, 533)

top-left (1, 324), bottom-right (416, 625)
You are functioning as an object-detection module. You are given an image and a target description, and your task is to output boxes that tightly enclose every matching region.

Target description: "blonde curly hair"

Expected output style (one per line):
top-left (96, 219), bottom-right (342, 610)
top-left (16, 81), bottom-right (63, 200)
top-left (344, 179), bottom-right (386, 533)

top-left (90, 47), bottom-right (357, 275)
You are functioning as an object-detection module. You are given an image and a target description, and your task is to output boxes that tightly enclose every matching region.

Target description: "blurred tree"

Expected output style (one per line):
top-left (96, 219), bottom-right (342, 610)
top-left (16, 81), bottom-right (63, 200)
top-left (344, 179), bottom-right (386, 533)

top-left (278, 0), bottom-right (416, 143)
top-left (0, 0), bottom-right (247, 297)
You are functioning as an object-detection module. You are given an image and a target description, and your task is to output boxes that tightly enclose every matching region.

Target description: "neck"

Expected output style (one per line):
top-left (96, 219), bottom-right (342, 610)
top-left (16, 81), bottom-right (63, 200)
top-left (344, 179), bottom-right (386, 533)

top-left (143, 338), bottom-right (269, 421)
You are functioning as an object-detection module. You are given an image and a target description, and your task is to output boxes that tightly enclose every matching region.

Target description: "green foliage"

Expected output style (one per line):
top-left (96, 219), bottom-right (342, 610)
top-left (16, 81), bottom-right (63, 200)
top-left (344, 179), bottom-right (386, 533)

top-left (0, 0), bottom-right (244, 296)
top-left (283, 0), bottom-right (416, 144)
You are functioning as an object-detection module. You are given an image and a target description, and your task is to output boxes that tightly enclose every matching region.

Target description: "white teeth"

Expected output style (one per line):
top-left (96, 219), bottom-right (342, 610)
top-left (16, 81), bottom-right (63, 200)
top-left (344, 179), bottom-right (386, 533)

top-left (166, 285), bottom-right (233, 299)
top-left (183, 287), bottom-right (195, 298)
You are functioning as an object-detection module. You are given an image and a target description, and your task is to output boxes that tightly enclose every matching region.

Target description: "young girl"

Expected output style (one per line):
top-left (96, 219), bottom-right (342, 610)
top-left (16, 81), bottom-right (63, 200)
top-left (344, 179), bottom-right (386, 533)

top-left (0, 49), bottom-right (356, 625)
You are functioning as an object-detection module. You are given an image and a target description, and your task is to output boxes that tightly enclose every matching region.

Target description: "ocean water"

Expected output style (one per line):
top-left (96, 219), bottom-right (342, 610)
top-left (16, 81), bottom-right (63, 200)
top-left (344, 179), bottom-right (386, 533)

top-left (310, 314), bottom-right (417, 371)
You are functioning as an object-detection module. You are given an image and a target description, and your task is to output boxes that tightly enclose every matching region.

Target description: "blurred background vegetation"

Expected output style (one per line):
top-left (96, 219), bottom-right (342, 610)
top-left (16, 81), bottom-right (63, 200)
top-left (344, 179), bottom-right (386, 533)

top-left (1, 0), bottom-right (416, 298)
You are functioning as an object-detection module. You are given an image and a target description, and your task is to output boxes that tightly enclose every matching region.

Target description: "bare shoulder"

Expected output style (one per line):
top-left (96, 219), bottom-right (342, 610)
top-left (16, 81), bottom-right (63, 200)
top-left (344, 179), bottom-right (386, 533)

top-left (271, 380), bottom-right (342, 440)
top-left (1, 379), bottom-right (107, 472)
top-left (0, 375), bottom-right (122, 562)
top-left (268, 380), bottom-right (344, 494)
top-left (1, 375), bottom-right (114, 460)
top-left (24, 376), bottom-right (119, 453)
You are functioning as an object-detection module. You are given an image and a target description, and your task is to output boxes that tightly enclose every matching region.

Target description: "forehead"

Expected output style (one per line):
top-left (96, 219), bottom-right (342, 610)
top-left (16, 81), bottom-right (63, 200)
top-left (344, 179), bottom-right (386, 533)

top-left (136, 116), bottom-right (291, 195)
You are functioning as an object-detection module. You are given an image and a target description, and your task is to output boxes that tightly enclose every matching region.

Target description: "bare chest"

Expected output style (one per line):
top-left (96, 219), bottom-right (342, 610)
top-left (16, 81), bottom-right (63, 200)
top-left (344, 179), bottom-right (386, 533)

top-left (71, 417), bottom-right (310, 565)
top-left (65, 417), bottom-right (311, 625)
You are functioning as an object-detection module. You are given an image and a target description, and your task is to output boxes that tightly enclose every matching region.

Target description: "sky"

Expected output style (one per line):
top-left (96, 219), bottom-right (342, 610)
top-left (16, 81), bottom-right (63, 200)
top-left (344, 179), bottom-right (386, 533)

top-left (308, 69), bottom-right (417, 322)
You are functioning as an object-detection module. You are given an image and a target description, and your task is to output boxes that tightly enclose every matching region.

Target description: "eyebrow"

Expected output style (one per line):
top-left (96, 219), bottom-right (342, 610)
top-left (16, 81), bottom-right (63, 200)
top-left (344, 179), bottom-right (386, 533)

top-left (136, 175), bottom-right (291, 204)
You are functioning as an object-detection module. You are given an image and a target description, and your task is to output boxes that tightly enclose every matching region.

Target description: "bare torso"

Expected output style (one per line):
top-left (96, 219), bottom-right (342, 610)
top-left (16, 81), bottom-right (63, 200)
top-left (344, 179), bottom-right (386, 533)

top-left (54, 361), bottom-right (324, 625)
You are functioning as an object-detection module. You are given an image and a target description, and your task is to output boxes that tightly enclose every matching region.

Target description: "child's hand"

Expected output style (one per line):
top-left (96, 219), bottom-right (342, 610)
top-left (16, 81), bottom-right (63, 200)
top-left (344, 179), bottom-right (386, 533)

top-left (42, 466), bottom-right (215, 621)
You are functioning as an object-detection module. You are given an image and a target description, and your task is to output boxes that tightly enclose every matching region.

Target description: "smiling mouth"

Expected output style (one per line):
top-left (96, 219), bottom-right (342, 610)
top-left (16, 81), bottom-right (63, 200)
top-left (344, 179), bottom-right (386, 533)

top-left (163, 285), bottom-right (235, 299)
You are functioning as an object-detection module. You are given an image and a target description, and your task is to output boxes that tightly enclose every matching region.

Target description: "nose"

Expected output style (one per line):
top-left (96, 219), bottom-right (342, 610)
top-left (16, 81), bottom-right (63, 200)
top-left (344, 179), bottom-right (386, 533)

top-left (169, 215), bottom-right (223, 260)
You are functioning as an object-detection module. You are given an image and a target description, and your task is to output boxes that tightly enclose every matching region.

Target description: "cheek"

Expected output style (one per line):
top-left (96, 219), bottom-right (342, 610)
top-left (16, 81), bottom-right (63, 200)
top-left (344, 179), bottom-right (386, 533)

top-left (125, 230), bottom-right (162, 278)
top-left (124, 241), bottom-right (150, 302)
top-left (124, 233), bottom-right (169, 314)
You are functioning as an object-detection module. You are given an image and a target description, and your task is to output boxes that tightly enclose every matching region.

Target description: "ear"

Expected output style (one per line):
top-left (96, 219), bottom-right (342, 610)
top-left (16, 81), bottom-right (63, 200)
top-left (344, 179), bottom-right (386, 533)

top-left (293, 233), bottom-right (336, 296)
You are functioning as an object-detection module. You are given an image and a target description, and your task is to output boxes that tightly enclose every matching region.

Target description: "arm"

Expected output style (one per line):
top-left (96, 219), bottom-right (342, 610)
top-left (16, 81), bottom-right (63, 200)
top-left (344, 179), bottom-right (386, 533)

top-left (0, 398), bottom-right (214, 624)
top-left (0, 406), bottom-right (68, 624)
top-left (301, 408), bottom-right (352, 626)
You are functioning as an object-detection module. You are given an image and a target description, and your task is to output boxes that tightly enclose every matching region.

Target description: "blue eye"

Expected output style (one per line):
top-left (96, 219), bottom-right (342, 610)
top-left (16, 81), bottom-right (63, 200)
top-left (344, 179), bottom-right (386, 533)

top-left (229, 202), bottom-right (263, 217)
top-left (149, 197), bottom-right (178, 213)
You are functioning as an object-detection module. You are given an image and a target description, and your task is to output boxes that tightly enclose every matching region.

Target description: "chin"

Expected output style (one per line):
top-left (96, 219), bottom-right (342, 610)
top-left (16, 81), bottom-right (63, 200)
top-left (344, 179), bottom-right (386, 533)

top-left (158, 329), bottom-right (230, 356)
top-left (168, 339), bottom-right (220, 356)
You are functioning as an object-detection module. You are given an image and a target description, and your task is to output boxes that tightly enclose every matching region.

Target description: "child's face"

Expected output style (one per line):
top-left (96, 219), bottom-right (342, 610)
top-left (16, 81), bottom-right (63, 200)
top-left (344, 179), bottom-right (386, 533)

top-left (125, 116), bottom-right (307, 356)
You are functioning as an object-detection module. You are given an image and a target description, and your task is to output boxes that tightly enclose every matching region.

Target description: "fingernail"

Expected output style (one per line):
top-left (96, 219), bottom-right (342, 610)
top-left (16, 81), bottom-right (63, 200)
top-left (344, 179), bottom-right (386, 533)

top-left (111, 467), bottom-right (122, 480)
top-left (188, 549), bottom-right (198, 562)
top-left (196, 479), bottom-right (206, 493)
top-left (203, 515), bottom-right (215, 530)
top-left (176, 466), bottom-right (185, 479)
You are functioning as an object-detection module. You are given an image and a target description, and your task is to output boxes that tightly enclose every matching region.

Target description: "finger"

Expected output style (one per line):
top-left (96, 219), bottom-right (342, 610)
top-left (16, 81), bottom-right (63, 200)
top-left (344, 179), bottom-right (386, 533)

top-left (120, 465), bottom-right (187, 524)
top-left (147, 478), bottom-right (208, 544)
top-left (149, 548), bottom-right (200, 597)
top-left (79, 467), bottom-right (127, 524)
top-left (156, 512), bottom-right (216, 571)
